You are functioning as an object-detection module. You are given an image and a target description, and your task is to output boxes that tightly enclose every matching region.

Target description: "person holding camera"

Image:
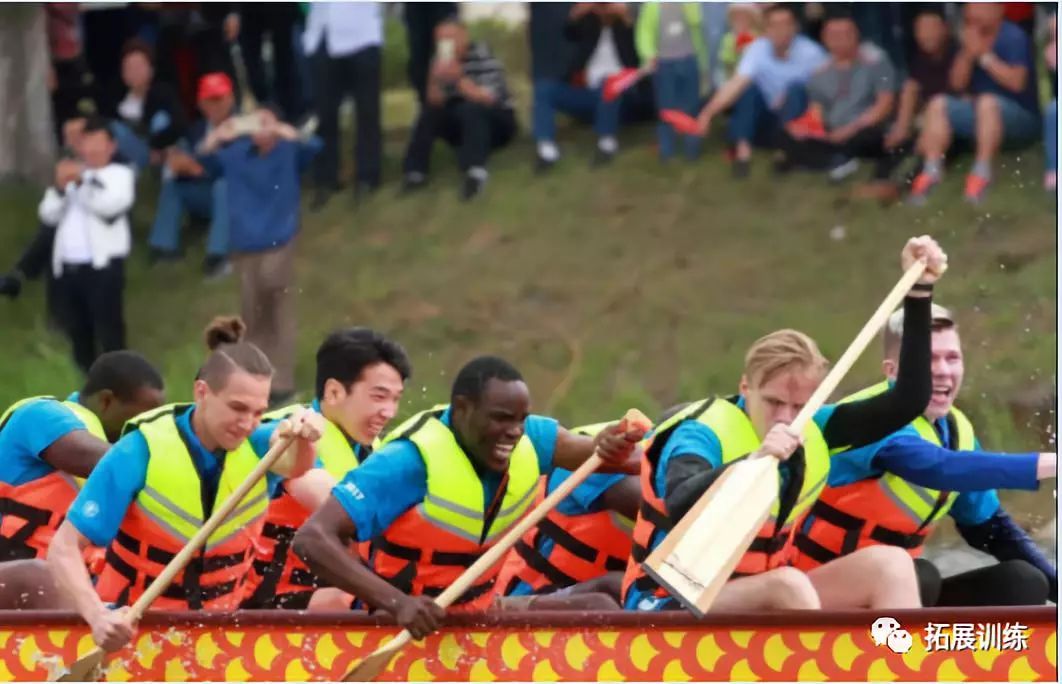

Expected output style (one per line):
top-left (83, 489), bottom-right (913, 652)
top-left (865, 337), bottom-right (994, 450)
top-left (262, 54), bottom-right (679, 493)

top-left (401, 19), bottom-right (517, 201)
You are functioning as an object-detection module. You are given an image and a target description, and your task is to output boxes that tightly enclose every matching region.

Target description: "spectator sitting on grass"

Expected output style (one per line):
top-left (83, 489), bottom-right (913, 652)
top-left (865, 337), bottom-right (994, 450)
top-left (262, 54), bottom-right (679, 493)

top-left (696, 3), bottom-right (826, 178)
top-left (148, 72), bottom-right (235, 279)
top-left (883, 8), bottom-right (958, 158)
top-left (533, 3), bottom-right (639, 171)
top-left (908, 2), bottom-right (1041, 205)
top-left (636, 1), bottom-right (707, 163)
top-left (199, 107), bottom-right (322, 407)
top-left (104, 39), bottom-right (186, 174)
top-left (776, 12), bottom-right (898, 184)
top-left (401, 19), bottom-right (517, 202)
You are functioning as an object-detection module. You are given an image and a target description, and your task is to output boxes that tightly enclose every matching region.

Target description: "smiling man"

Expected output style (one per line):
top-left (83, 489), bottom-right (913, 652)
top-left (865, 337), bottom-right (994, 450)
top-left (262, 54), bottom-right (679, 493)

top-left (792, 304), bottom-right (1057, 606)
top-left (241, 327), bottom-right (411, 610)
top-left (293, 355), bottom-right (645, 638)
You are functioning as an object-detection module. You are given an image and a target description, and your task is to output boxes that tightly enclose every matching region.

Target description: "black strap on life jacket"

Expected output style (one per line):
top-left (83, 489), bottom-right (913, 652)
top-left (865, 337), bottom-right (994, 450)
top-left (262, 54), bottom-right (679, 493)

top-left (0, 498), bottom-right (55, 562)
top-left (374, 536), bottom-right (495, 605)
top-left (107, 529), bottom-right (246, 609)
top-left (243, 522), bottom-right (323, 609)
top-left (794, 499), bottom-right (927, 565)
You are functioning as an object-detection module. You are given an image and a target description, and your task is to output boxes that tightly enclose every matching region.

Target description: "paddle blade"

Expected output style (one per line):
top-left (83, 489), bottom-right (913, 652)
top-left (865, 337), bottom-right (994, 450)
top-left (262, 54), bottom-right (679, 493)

top-left (342, 646), bottom-right (399, 682)
top-left (660, 109), bottom-right (701, 136)
top-left (642, 456), bottom-right (778, 617)
top-left (52, 648), bottom-right (105, 682)
top-left (602, 67), bottom-right (642, 102)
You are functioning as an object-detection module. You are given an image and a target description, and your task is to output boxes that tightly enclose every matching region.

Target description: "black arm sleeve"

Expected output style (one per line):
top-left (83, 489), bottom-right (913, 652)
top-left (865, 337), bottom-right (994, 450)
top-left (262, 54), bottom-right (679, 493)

top-left (663, 455), bottom-right (738, 523)
top-left (822, 295), bottom-right (933, 451)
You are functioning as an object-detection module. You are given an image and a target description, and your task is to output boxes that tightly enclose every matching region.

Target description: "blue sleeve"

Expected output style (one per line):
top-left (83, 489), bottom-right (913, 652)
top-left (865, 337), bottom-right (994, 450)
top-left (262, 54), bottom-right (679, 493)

top-left (812, 405), bottom-right (837, 432)
top-left (526, 414), bottom-right (560, 474)
top-left (956, 507), bottom-right (1056, 602)
top-left (196, 151), bottom-right (224, 177)
top-left (296, 137), bottom-right (323, 171)
top-left (874, 435), bottom-right (1040, 491)
top-left (655, 421), bottom-right (722, 498)
top-left (67, 432), bottom-right (150, 547)
top-left (248, 422), bottom-right (318, 498)
top-left (995, 28), bottom-right (1029, 66)
top-left (552, 469), bottom-right (625, 515)
top-left (5, 400), bottom-right (91, 462)
top-left (948, 489), bottom-right (1001, 526)
top-left (825, 438), bottom-right (888, 486)
top-left (331, 441), bottom-right (427, 541)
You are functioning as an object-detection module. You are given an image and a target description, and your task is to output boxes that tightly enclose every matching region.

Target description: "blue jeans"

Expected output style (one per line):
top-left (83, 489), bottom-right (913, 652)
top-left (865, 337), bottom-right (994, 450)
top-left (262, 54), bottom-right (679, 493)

top-left (944, 94), bottom-right (1041, 145)
top-left (532, 79), bottom-right (621, 142)
top-left (728, 83), bottom-right (808, 147)
top-left (1044, 100), bottom-right (1056, 172)
top-left (149, 177), bottom-right (229, 258)
top-left (654, 55), bottom-right (701, 160)
top-left (109, 121), bottom-right (150, 174)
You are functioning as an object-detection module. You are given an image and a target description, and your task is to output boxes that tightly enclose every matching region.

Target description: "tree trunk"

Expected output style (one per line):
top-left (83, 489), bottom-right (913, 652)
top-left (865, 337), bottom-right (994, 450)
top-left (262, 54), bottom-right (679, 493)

top-left (0, 3), bottom-right (56, 186)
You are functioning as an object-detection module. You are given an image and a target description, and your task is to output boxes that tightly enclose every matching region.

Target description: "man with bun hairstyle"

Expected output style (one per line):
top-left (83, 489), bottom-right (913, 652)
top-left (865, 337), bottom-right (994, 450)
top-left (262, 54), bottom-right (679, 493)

top-left (48, 316), bottom-right (327, 653)
top-left (242, 327), bottom-right (412, 610)
top-left (622, 236), bottom-right (946, 613)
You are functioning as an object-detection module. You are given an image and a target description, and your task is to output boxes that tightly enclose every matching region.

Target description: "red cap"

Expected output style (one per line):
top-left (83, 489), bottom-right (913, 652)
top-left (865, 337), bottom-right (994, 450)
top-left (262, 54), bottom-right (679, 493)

top-left (197, 72), bottom-right (233, 101)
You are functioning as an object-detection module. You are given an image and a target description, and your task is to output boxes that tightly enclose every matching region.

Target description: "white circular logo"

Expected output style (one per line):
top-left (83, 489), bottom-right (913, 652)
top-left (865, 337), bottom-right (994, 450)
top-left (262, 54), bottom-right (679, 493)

top-left (82, 501), bottom-right (100, 518)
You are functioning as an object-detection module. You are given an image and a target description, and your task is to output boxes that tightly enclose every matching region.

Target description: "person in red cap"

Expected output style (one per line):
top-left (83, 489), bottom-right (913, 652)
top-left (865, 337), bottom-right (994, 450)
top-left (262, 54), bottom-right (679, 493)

top-left (147, 72), bottom-right (236, 280)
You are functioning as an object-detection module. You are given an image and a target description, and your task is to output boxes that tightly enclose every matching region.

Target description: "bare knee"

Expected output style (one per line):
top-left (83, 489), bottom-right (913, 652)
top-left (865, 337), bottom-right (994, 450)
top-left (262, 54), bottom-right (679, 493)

top-left (925, 94), bottom-right (950, 120)
top-left (975, 93), bottom-right (1001, 120)
top-left (766, 567), bottom-right (821, 610)
top-left (856, 546), bottom-right (919, 598)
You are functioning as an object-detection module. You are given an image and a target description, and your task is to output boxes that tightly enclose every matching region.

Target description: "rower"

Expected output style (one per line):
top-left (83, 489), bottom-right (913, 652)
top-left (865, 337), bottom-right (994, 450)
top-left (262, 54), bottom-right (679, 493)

top-left (294, 355), bottom-right (645, 638)
top-left (494, 421), bottom-right (640, 604)
top-left (0, 351), bottom-right (164, 563)
top-left (241, 327), bottom-right (410, 610)
top-left (792, 303), bottom-right (1057, 606)
top-left (621, 236), bottom-right (947, 613)
top-left (47, 317), bottom-right (326, 653)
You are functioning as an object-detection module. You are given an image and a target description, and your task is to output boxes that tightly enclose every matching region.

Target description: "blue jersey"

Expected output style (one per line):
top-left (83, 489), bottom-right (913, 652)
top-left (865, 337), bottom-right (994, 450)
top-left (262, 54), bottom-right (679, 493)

top-left (0, 393), bottom-right (95, 487)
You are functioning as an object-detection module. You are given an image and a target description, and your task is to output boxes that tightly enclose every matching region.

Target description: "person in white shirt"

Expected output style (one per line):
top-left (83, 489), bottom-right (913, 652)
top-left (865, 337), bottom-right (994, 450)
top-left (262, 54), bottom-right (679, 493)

top-left (38, 117), bottom-right (135, 374)
top-left (303, 1), bottom-right (384, 209)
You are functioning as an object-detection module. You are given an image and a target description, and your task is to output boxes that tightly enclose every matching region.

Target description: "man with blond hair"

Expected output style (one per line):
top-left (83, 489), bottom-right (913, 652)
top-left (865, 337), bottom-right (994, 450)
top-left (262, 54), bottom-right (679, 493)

top-left (793, 304), bottom-right (1056, 606)
top-left (621, 236), bottom-right (947, 613)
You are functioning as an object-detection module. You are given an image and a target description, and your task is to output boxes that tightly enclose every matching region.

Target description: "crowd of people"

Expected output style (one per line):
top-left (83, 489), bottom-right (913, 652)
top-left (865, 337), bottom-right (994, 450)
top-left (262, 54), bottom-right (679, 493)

top-left (0, 2), bottom-right (1056, 393)
top-left (0, 235), bottom-right (1056, 653)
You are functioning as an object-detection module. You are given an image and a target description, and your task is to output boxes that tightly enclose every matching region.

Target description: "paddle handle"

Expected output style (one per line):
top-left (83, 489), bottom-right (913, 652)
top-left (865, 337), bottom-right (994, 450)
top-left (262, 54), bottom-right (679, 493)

top-left (785, 259), bottom-right (927, 436)
top-left (126, 432), bottom-right (295, 620)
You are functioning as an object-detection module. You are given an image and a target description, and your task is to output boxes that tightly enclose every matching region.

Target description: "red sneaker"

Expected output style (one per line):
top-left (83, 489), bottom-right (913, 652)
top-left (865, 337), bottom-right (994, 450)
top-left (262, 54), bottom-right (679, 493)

top-left (963, 174), bottom-right (990, 204)
top-left (907, 172), bottom-right (939, 206)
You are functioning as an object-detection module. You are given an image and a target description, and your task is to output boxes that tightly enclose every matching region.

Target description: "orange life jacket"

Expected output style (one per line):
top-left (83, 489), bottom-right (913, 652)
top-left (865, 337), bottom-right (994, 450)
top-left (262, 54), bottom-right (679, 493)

top-left (241, 406), bottom-right (370, 610)
top-left (94, 404), bottom-right (269, 610)
top-left (370, 407), bottom-right (540, 612)
top-left (495, 473), bottom-right (634, 596)
top-left (793, 383), bottom-right (977, 570)
top-left (621, 397), bottom-right (829, 607)
top-left (0, 396), bottom-right (107, 562)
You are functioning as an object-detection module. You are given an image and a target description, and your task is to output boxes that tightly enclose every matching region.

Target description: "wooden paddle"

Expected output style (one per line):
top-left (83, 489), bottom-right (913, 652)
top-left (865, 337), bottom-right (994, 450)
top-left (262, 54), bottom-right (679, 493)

top-left (342, 408), bottom-right (653, 682)
top-left (53, 431), bottom-right (298, 682)
top-left (642, 259), bottom-right (930, 617)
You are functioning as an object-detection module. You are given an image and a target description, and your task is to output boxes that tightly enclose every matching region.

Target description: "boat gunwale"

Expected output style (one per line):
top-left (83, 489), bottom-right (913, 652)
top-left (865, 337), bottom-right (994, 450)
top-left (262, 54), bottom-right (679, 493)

top-left (0, 606), bottom-right (1053, 629)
